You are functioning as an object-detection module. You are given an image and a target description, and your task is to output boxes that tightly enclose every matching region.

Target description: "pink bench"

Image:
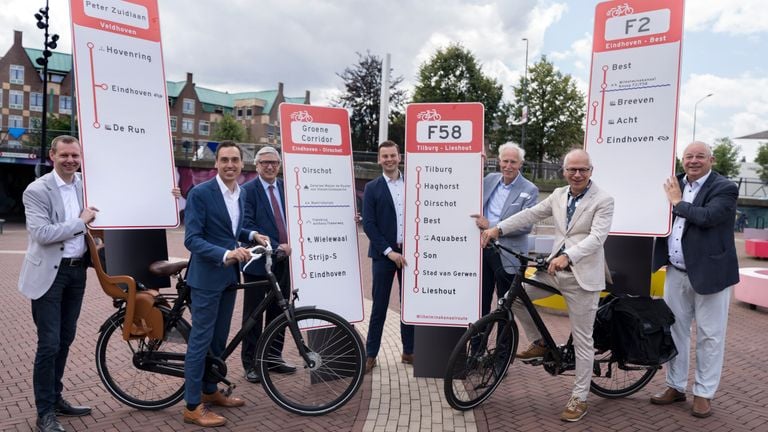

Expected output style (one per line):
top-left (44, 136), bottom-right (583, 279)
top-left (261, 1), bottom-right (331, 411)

top-left (735, 267), bottom-right (768, 310)
top-left (745, 239), bottom-right (768, 258)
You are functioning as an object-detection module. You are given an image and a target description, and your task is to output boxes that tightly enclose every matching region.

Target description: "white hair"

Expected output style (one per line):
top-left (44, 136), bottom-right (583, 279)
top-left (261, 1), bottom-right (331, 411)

top-left (497, 142), bottom-right (525, 161)
top-left (255, 146), bottom-right (281, 163)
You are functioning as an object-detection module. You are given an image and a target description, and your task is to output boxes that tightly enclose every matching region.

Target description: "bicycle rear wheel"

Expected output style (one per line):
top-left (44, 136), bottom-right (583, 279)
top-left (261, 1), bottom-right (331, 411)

top-left (95, 307), bottom-right (190, 410)
top-left (256, 308), bottom-right (365, 416)
top-left (444, 311), bottom-right (518, 410)
top-left (590, 349), bottom-right (657, 398)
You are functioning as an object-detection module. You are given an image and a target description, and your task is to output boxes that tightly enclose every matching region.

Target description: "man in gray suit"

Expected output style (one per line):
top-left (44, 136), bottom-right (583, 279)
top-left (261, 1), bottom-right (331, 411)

top-left (482, 149), bottom-right (614, 422)
top-left (18, 136), bottom-right (98, 432)
top-left (471, 142), bottom-right (538, 317)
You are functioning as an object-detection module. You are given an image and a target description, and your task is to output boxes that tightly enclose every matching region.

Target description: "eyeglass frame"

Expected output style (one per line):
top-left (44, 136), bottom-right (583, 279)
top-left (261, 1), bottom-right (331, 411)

top-left (257, 160), bottom-right (281, 166)
top-left (563, 167), bottom-right (592, 175)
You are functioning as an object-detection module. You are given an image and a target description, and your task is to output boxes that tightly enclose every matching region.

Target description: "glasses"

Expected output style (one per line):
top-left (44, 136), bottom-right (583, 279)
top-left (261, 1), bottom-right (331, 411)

top-left (564, 167), bottom-right (591, 175)
top-left (258, 160), bottom-right (280, 166)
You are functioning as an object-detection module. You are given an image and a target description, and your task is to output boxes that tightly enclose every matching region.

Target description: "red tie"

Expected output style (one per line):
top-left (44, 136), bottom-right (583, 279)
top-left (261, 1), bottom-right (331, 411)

top-left (268, 185), bottom-right (288, 244)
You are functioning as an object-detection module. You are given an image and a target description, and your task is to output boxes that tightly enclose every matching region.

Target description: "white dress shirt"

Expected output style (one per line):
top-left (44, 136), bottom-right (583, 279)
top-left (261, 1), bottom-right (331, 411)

top-left (383, 171), bottom-right (404, 256)
top-left (53, 170), bottom-right (86, 258)
top-left (667, 170), bottom-right (712, 270)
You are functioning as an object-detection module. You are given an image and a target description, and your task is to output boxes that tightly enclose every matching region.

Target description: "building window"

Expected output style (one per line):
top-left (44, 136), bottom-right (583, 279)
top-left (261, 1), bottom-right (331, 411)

top-left (183, 98), bottom-right (195, 115)
top-left (10, 65), bottom-right (24, 84)
top-left (246, 108), bottom-right (253, 118)
top-left (49, 74), bottom-right (65, 83)
top-left (30, 92), bottom-right (44, 112)
top-left (59, 96), bottom-right (72, 114)
top-left (9, 115), bottom-right (23, 128)
top-left (9, 90), bottom-right (24, 110)
top-left (170, 116), bottom-right (177, 132)
top-left (30, 116), bottom-right (42, 130)
top-left (236, 108), bottom-right (243, 119)
top-left (182, 118), bottom-right (194, 134)
top-left (199, 120), bottom-right (210, 136)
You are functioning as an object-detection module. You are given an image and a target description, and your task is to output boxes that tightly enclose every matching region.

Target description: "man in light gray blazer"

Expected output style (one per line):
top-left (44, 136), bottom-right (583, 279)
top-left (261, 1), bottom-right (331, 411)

top-left (472, 142), bottom-right (538, 317)
top-left (482, 149), bottom-right (614, 422)
top-left (18, 136), bottom-right (98, 432)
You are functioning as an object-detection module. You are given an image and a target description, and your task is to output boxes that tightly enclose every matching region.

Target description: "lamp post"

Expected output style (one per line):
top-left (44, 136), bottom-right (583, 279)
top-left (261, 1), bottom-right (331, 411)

top-left (692, 93), bottom-right (713, 143)
top-left (520, 37), bottom-right (529, 148)
top-left (34, 0), bottom-right (59, 177)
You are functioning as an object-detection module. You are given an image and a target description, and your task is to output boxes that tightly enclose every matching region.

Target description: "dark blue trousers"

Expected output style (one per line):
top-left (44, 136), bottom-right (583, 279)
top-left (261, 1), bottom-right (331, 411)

top-left (366, 257), bottom-right (414, 358)
top-left (184, 286), bottom-right (236, 404)
top-left (31, 265), bottom-right (86, 417)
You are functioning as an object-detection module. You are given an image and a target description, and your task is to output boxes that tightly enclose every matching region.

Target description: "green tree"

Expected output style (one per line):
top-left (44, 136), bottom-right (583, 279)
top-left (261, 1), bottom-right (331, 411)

top-left (711, 136), bottom-right (741, 178)
top-left (211, 113), bottom-right (246, 142)
top-left (333, 51), bottom-right (407, 151)
top-left (755, 141), bottom-right (768, 183)
top-left (500, 56), bottom-right (585, 167)
top-left (412, 44), bottom-right (503, 139)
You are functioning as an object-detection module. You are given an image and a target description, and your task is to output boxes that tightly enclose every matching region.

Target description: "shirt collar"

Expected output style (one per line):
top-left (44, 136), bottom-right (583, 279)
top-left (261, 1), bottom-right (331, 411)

top-left (52, 170), bottom-right (77, 188)
top-left (259, 176), bottom-right (276, 190)
top-left (383, 171), bottom-right (403, 183)
top-left (216, 174), bottom-right (240, 197)
top-left (498, 173), bottom-right (519, 189)
top-left (568, 180), bottom-right (592, 199)
top-left (683, 170), bottom-right (712, 188)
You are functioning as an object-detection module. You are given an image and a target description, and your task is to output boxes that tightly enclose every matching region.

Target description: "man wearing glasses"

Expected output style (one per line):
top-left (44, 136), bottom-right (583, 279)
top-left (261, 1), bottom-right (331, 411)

top-left (240, 146), bottom-right (296, 384)
top-left (481, 149), bottom-right (614, 422)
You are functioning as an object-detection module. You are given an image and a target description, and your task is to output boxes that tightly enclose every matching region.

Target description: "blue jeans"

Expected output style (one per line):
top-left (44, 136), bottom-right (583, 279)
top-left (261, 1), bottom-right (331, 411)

top-left (31, 265), bottom-right (86, 417)
top-left (366, 257), bottom-right (414, 358)
top-left (184, 286), bottom-right (236, 405)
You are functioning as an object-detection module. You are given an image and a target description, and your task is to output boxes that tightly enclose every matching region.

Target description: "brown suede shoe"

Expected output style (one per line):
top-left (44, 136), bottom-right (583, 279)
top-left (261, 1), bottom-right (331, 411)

top-left (401, 353), bottom-right (414, 364)
top-left (692, 396), bottom-right (712, 418)
top-left (650, 387), bottom-right (687, 405)
top-left (201, 390), bottom-right (245, 408)
top-left (365, 357), bottom-right (377, 374)
top-left (183, 404), bottom-right (226, 427)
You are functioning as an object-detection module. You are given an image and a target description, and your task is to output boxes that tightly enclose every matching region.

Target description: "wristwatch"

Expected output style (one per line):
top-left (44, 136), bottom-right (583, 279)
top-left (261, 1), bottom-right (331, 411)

top-left (496, 225), bottom-right (504, 236)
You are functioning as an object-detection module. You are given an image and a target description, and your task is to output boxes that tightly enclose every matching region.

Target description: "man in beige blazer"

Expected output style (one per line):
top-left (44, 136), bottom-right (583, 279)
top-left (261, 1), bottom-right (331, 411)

top-left (481, 149), bottom-right (614, 422)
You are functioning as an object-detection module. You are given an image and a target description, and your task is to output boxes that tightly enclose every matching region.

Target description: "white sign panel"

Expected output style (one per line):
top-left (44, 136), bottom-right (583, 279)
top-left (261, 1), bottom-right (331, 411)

top-left (70, 0), bottom-right (178, 228)
top-left (402, 103), bottom-right (484, 327)
top-left (585, 0), bottom-right (685, 236)
top-left (279, 104), bottom-right (364, 324)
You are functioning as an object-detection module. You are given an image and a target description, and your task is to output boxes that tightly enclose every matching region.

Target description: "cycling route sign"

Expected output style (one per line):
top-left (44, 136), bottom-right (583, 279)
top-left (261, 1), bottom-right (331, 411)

top-left (585, 0), bottom-right (685, 236)
top-left (401, 102), bottom-right (484, 327)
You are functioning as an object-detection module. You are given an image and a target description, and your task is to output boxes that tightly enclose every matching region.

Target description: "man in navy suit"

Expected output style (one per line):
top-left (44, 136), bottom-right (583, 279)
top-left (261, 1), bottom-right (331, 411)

top-left (471, 142), bottom-right (538, 317)
top-left (650, 141), bottom-right (739, 418)
top-left (362, 140), bottom-right (414, 374)
top-left (240, 146), bottom-right (296, 383)
top-left (182, 141), bottom-right (267, 427)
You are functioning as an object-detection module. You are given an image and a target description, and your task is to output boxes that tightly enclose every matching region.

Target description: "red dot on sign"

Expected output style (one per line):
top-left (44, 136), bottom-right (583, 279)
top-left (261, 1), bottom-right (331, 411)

top-left (600, 84), bottom-right (607, 89)
top-left (592, 102), bottom-right (598, 107)
top-left (414, 235), bottom-right (420, 240)
top-left (597, 138), bottom-right (604, 144)
top-left (413, 252), bottom-right (419, 257)
top-left (413, 270), bottom-right (418, 275)
top-left (299, 238), bottom-right (304, 243)
top-left (416, 184), bottom-right (421, 189)
top-left (93, 122), bottom-right (100, 128)
top-left (415, 201), bottom-right (420, 206)
top-left (295, 185), bottom-right (300, 190)
top-left (591, 121), bottom-right (597, 125)
top-left (298, 220), bottom-right (303, 225)
top-left (302, 273), bottom-right (307, 279)
top-left (602, 65), bottom-right (608, 71)
top-left (416, 166), bottom-right (422, 171)
top-left (415, 218), bottom-right (420, 223)
top-left (294, 167), bottom-right (299, 172)
top-left (413, 288), bottom-right (419, 293)
top-left (87, 42), bottom-right (94, 48)
top-left (300, 255), bottom-right (305, 260)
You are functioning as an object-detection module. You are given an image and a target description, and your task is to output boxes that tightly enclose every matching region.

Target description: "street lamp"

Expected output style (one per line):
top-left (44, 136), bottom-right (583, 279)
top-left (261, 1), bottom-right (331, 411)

top-left (520, 38), bottom-right (529, 148)
top-left (692, 93), bottom-right (713, 143)
top-left (34, 0), bottom-right (59, 177)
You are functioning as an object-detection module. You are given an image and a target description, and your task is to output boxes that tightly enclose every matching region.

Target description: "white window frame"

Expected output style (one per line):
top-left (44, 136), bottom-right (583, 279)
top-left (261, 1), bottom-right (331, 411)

top-left (199, 120), bottom-right (210, 136)
top-left (182, 118), bottom-right (194, 134)
top-left (10, 65), bottom-right (24, 85)
top-left (8, 115), bottom-right (23, 128)
top-left (170, 116), bottom-right (177, 132)
top-left (30, 92), bottom-right (43, 112)
top-left (9, 90), bottom-right (24, 110)
top-left (59, 96), bottom-right (72, 114)
top-left (183, 98), bottom-right (195, 115)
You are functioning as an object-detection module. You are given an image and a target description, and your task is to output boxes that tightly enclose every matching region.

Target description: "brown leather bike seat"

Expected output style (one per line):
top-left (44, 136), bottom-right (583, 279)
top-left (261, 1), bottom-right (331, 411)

top-left (149, 260), bottom-right (189, 277)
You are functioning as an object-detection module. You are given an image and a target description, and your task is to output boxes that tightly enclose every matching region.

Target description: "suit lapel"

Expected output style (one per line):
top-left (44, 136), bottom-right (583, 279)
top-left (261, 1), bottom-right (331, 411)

top-left (209, 180), bottom-right (234, 238)
top-left (255, 178), bottom-right (278, 232)
top-left (500, 178), bottom-right (525, 219)
top-left (45, 174), bottom-right (66, 222)
top-left (379, 176), bottom-right (396, 216)
top-left (565, 186), bottom-right (594, 234)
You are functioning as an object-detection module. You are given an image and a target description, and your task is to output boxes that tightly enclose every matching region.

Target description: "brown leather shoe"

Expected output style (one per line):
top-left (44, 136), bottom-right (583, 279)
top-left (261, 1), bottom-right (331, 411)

top-left (365, 357), bottom-right (377, 374)
top-left (692, 396), bottom-right (712, 418)
top-left (201, 390), bottom-right (245, 408)
top-left (183, 404), bottom-right (226, 427)
top-left (650, 387), bottom-right (687, 405)
top-left (401, 353), bottom-right (414, 364)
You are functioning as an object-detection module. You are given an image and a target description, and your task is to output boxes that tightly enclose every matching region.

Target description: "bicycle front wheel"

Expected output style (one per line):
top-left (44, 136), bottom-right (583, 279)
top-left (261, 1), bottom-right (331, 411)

top-left (256, 308), bottom-right (365, 416)
top-left (590, 349), bottom-right (658, 398)
top-left (95, 307), bottom-right (190, 410)
top-left (444, 311), bottom-right (518, 410)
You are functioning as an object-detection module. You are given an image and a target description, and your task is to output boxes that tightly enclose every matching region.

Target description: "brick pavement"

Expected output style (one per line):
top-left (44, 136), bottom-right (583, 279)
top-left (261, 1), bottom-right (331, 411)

top-left (1, 223), bottom-right (767, 431)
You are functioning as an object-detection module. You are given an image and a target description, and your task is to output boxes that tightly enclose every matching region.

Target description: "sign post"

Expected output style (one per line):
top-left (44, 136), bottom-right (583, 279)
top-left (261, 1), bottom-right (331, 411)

top-left (278, 103), bottom-right (364, 324)
top-left (403, 102), bottom-right (484, 377)
top-left (69, 0), bottom-right (178, 229)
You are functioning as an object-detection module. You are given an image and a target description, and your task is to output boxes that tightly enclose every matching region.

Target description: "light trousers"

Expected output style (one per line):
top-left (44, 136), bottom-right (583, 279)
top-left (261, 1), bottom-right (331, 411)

top-left (663, 267), bottom-right (731, 399)
top-left (513, 271), bottom-right (600, 401)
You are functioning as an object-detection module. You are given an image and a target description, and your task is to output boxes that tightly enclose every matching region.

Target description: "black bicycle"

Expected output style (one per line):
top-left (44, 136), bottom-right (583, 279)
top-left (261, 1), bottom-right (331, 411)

top-left (94, 245), bottom-right (365, 416)
top-left (443, 241), bottom-right (658, 410)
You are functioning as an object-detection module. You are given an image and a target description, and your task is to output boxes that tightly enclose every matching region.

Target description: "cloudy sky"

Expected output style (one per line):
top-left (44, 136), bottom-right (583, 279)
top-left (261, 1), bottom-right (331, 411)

top-left (2, 0), bottom-right (766, 160)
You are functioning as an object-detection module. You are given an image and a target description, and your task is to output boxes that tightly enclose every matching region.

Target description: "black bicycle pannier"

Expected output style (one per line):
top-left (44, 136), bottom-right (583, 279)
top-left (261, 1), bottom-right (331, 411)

top-left (594, 295), bottom-right (678, 366)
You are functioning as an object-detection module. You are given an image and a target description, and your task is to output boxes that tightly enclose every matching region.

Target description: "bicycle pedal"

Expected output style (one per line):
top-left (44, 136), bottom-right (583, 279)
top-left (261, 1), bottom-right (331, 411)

top-left (223, 384), bottom-right (235, 397)
top-left (522, 358), bottom-right (544, 366)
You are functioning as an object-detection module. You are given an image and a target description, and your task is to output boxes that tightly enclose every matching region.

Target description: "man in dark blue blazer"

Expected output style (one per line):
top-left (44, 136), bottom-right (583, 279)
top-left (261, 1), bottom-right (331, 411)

top-left (362, 140), bottom-right (414, 374)
top-left (650, 141), bottom-right (739, 418)
top-left (182, 141), bottom-right (267, 427)
top-left (240, 146), bottom-right (296, 383)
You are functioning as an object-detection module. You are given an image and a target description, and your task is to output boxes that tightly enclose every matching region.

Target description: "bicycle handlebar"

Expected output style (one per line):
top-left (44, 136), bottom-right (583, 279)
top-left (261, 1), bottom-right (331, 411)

top-left (488, 240), bottom-right (548, 272)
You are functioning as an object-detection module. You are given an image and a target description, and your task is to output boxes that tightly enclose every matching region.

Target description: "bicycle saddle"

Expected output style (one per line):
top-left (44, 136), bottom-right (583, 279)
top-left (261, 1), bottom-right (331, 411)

top-left (149, 260), bottom-right (189, 277)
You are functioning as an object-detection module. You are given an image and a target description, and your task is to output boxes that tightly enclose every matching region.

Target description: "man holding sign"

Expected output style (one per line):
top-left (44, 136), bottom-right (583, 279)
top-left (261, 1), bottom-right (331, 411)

top-left (363, 140), bottom-right (415, 374)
